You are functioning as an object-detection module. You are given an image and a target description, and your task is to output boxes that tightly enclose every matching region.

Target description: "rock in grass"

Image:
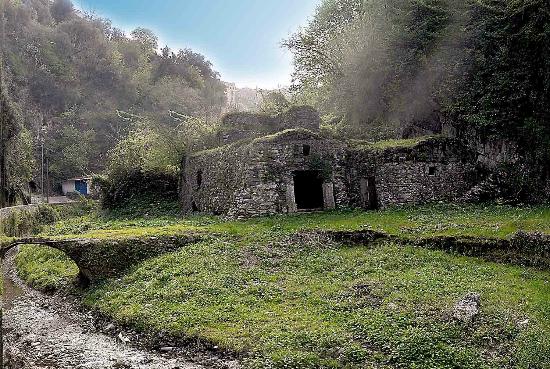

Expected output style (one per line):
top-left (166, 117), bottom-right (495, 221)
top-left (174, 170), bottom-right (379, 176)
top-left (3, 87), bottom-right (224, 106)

top-left (453, 292), bottom-right (481, 323)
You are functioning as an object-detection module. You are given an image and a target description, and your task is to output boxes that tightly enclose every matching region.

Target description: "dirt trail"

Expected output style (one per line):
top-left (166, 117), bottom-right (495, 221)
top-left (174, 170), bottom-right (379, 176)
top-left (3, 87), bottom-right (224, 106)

top-left (2, 248), bottom-right (238, 369)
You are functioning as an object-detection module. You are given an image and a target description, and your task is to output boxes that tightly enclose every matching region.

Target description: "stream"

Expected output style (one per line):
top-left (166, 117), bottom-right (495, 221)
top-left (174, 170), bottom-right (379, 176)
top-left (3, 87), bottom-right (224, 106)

top-left (1, 248), bottom-right (238, 369)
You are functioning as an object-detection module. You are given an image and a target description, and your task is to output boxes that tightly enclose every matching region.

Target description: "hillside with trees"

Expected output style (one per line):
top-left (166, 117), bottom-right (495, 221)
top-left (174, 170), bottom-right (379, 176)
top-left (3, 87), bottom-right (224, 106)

top-left (1, 0), bottom-right (226, 197)
top-left (286, 0), bottom-right (549, 149)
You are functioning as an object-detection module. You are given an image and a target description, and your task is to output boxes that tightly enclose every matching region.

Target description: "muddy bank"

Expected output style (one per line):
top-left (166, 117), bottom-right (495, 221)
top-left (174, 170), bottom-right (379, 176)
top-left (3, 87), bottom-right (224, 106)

top-left (2, 248), bottom-right (239, 369)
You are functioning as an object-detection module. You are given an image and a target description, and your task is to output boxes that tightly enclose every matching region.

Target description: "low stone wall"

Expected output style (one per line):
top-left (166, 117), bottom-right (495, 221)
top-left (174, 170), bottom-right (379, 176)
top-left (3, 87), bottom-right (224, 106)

top-left (319, 230), bottom-right (550, 270)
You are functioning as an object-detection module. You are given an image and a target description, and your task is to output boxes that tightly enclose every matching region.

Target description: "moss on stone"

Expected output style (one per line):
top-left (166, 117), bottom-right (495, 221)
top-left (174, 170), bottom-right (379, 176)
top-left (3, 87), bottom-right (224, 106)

top-left (349, 135), bottom-right (443, 152)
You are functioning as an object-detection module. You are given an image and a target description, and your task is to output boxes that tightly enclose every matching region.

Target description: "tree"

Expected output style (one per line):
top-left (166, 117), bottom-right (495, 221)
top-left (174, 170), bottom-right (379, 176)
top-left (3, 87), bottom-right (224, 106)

top-left (1, 0), bottom-right (227, 192)
top-left (130, 27), bottom-right (158, 52)
top-left (286, 0), bottom-right (549, 147)
top-left (50, 0), bottom-right (74, 23)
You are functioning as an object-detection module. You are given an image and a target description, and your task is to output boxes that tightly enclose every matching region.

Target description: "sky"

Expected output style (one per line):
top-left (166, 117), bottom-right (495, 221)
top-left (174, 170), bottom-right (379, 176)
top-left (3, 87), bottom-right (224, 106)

top-left (75, 0), bottom-right (320, 89)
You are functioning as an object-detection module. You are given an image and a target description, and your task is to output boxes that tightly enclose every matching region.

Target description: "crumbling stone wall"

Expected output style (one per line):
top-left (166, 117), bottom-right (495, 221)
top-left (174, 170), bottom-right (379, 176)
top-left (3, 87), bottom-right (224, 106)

top-left (218, 106), bottom-right (321, 145)
top-left (182, 133), bottom-right (478, 217)
top-left (183, 129), bottom-right (346, 217)
top-left (346, 138), bottom-right (477, 208)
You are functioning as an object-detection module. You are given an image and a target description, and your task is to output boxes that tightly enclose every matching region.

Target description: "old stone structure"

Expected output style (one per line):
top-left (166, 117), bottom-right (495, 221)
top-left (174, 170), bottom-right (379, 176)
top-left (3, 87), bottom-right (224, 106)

top-left (218, 105), bottom-right (321, 145)
top-left (180, 106), bottom-right (479, 218)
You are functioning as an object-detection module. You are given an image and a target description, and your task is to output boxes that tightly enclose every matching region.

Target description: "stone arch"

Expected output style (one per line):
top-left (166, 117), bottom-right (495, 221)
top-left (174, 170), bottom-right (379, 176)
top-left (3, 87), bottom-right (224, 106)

top-left (1, 234), bottom-right (203, 286)
top-left (1, 238), bottom-right (90, 286)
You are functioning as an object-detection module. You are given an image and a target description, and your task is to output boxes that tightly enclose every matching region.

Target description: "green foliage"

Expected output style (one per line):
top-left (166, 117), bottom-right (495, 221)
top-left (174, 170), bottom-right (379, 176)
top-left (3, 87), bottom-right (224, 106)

top-left (1, 59), bottom-right (33, 206)
top-left (0, 204), bottom-right (56, 237)
top-left (0, 201), bottom-right (94, 237)
top-left (286, 0), bottom-right (549, 152)
top-left (101, 196), bottom-right (181, 219)
top-left (468, 161), bottom-right (550, 204)
top-left (1, 0), bottom-right (227, 185)
top-left (107, 121), bottom-right (180, 177)
top-left (97, 169), bottom-right (178, 210)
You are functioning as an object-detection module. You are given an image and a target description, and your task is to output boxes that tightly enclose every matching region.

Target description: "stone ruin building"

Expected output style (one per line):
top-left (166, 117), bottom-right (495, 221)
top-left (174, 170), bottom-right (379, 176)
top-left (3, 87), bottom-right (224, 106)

top-left (180, 106), bottom-right (479, 217)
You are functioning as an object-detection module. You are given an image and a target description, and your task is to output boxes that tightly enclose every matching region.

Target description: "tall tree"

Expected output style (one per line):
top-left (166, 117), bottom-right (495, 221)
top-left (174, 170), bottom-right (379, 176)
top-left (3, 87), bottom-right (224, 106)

top-left (1, 0), bottom-right (226, 187)
top-left (286, 0), bottom-right (549, 147)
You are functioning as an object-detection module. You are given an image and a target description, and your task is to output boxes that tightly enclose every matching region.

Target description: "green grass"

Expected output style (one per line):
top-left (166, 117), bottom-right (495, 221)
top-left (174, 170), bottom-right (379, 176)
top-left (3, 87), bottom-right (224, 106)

top-left (83, 238), bottom-right (550, 368)
top-left (13, 203), bottom-right (550, 368)
top-left (41, 203), bottom-right (550, 240)
top-left (349, 135), bottom-right (441, 151)
top-left (15, 245), bottom-right (79, 291)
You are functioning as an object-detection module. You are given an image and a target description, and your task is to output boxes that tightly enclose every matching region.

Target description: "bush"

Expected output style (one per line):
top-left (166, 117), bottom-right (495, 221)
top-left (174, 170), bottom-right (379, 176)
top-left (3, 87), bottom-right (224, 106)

top-left (464, 162), bottom-right (550, 205)
top-left (0, 205), bottom-right (59, 237)
top-left (97, 169), bottom-right (179, 211)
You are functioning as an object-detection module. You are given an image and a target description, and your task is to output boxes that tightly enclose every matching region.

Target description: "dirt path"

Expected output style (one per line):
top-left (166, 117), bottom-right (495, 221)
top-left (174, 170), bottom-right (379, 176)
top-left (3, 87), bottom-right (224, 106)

top-left (2, 248), bottom-right (238, 369)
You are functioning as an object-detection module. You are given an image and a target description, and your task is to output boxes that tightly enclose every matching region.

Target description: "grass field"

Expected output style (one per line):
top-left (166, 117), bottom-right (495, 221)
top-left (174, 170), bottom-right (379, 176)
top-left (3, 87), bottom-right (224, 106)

top-left (13, 203), bottom-right (550, 368)
top-left (41, 203), bottom-right (550, 240)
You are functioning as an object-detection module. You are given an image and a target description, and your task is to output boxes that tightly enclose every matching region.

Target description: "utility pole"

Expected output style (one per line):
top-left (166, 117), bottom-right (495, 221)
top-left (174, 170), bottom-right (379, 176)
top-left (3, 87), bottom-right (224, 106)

top-left (46, 157), bottom-right (50, 204)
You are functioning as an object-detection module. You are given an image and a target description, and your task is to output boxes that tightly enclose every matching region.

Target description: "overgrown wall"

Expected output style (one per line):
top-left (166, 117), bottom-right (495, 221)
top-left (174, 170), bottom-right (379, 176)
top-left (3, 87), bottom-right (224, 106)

top-left (0, 203), bottom-right (86, 237)
top-left (183, 129), bottom-right (347, 217)
top-left (183, 135), bottom-right (478, 217)
top-left (0, 205), bottom-right (52, 237)
top-left (346, 138), bottom-right (478, 208)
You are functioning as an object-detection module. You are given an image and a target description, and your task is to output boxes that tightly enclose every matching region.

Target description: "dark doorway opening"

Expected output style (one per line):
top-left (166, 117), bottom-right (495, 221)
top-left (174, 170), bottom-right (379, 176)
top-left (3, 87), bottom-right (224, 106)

top-left (293, 170), bottom-right (324, 210)
top-left (196, 170), bottom-right (203, 188)
top-left (360, 177), bottom-right (378, 210)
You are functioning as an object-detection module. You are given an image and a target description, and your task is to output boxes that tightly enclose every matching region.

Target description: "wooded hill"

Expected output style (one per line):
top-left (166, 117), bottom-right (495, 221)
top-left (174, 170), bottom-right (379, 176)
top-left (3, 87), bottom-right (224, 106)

top-left (286, 0), bottom-right (549, 154)
top-left (1, 0), bottom-right (226, 194)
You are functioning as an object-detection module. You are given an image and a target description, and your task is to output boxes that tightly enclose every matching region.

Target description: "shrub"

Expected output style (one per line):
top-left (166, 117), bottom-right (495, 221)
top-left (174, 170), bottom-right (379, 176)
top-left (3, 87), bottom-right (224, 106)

top-left (97, 169), bottom-right (179, 211)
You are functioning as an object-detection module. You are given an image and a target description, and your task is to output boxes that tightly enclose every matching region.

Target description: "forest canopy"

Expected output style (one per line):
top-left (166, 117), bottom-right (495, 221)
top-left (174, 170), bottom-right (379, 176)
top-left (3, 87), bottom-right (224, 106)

top-left (286, 0), bottom-right (549, 153)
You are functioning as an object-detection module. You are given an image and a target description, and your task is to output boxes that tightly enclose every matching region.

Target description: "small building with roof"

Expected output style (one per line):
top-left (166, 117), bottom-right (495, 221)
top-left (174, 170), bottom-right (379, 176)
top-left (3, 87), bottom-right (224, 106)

top-left (61, 177), bottom-right (93, 196)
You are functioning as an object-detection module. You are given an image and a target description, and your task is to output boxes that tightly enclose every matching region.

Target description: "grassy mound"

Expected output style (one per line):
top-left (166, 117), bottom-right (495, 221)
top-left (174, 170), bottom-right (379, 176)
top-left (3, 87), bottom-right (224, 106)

top-left (15, 245), bottom-right (79, 291)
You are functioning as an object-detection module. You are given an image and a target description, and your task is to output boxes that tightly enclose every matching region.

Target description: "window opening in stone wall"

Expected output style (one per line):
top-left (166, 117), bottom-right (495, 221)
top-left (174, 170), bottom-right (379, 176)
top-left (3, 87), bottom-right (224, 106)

top-left (192, 201), bottom-right (199, 212)
top-left (293, 170), bottom-right (324, 210)
top-left (196, 170), bottom-right (203, 187)
top-left (302, 144), bottom-right (311, 156)
top-left (428, 166), bottom-right (437, 176)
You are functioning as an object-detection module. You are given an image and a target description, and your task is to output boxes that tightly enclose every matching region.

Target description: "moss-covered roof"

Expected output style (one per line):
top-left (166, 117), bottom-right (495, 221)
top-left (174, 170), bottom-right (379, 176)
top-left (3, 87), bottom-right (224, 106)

top-left (192, 131), bottom-right (445, 158)
top-left (348, 135), bottom-right (444, 152)
top-left (251, 128), bottom-right (322, 144)
top-left (191, 128), bottom-right (324, 158)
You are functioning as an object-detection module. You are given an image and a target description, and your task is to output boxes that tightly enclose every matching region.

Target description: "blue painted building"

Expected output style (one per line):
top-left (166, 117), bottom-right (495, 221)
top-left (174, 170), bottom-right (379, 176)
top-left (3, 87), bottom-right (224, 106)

top-left (62, 177), bottom-right (93, 196)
